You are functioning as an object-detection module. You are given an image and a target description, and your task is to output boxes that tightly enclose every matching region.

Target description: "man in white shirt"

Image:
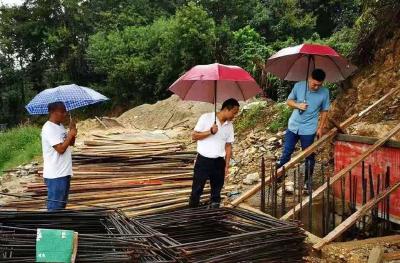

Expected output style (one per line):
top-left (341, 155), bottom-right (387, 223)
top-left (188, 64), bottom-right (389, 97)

top-left (41, 102), bottom-right (77, 211)
top-left (190, 98), bottom-right (240, 208)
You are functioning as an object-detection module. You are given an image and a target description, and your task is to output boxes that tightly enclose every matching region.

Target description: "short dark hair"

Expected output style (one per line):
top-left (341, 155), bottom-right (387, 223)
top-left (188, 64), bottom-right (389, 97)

top-left (48, 101), bottom-right (66, 113)
top-left (311, 69), bottom-right (326, 82)
top-left (221, 98), bottom-right (240, 110)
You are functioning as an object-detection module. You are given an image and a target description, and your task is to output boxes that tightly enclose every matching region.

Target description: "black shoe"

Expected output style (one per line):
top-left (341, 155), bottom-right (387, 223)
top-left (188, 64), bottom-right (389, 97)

top-left (209, 202), bottom-right (220, 209)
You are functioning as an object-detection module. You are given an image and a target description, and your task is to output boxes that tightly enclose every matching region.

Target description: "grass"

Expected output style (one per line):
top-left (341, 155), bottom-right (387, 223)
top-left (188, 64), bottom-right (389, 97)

top-left (0, 125), bottom-right (42, 175)
top-left (235, 100), bottom-right (293, 135)
top-left (235, 103), bottom-right (265, 133)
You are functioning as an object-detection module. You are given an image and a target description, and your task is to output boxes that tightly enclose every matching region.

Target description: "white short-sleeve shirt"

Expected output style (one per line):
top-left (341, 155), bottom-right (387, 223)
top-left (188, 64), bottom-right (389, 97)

top-left (194, 112), bottom-right (234, 158)
top-left (41, 121), bottom-right (73, 179)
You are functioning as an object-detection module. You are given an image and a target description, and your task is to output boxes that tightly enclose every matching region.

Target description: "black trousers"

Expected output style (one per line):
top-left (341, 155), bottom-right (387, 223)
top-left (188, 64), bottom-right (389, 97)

top-left (189, 154), bottom-right (226, 207)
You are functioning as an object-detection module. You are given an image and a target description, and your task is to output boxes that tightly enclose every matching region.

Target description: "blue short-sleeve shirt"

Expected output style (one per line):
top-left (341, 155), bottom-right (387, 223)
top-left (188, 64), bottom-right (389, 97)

top-left (287, 81), bottom-right (330, 135)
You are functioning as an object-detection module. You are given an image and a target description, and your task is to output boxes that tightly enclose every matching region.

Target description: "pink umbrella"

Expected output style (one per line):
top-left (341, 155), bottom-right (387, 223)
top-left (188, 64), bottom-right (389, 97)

top-left (265, 43), bottom-right (357, 114)
top-left (169, 63), bottom-right (262, 119)
top-left (265, 43), bottom-right (357, 83)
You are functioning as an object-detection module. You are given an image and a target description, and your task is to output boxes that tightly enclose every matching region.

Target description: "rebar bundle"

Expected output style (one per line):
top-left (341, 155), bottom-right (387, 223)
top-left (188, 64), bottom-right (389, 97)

top-left (0, 207), bottom-right (308, 262)
top-left (0, 209), bottom-right (158, 262)
top-left (137, 207), bottom-right (307, 263)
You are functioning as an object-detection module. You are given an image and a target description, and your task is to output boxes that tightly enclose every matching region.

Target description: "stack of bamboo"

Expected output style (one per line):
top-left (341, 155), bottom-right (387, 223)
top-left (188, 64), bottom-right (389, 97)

top-left (5, 134), bottom-right (230, 216)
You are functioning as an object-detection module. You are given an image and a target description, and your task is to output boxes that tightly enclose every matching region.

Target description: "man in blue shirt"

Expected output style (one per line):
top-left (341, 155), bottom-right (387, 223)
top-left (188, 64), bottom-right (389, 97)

top-left (277, 69), bottom-right (330, 189)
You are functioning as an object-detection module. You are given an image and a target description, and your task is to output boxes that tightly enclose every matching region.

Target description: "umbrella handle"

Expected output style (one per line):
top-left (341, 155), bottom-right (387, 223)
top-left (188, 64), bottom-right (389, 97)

top-left (299, 55), bottom-right (312, 115)
top-left (299, 99), bottom-right (306, 115)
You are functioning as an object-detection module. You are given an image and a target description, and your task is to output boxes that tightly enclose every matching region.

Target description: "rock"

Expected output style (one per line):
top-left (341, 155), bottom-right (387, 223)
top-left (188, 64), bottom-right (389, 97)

top-left (259, 146), bottom-right (268, 152)
top-left (24, 164), bottom-right (34, 170)
top-left (276, 131), bottom-right (286, 138)
top-left (267, 137), bottom-right (278, 143)
top-left (285, 181), bottom-right (295, 193)
top-left (229, 166), bottom-right (239, 175)
top-left (20, 170), bottom-right (29, 177)
top-left (242, 101), bottom-right (267, 111)
top-left (243, 172), bottom-right (260, 185)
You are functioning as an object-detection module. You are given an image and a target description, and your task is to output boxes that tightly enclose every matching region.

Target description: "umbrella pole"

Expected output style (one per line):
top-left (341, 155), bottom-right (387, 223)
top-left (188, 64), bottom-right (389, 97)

top-left (300, 55), bottom-right (312, 115)
top-left (214, 80), bottom-right (217, 124)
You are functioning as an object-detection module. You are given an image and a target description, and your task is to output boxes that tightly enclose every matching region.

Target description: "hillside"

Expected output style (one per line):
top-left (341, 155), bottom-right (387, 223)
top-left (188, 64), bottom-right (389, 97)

top-left (329, 19), bottom-right (400, 141)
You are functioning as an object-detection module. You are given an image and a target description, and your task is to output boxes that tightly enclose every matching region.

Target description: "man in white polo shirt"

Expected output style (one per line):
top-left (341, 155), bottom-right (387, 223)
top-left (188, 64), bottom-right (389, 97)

top-left (41, 102), bottom-right (77, 211)
top-left (189, 98), bottom-right (240, 208)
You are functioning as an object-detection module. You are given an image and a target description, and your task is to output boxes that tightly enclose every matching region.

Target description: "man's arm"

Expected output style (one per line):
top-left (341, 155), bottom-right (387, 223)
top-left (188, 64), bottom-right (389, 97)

top-left (53, 130), bottom-right (76, 154)
top-left (287, 99), bottom-right (308, 111)
top-left (317, 88), bottom-right (330, 138)
top-left (69, 119), bottom-right (76, 146)
top-left (224, 143), bottom-right (232, 177)
top-left (192, 123), bottom-right (218, 141)
top-left (317, 111), bottom-right (328, 138)
top-left (69, 136), bottom-right (76, 146)
top-left (192, 130), bottom-right (212, 141)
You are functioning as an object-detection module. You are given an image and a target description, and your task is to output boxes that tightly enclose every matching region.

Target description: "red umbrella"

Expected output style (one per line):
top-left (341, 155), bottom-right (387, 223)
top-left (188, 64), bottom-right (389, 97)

top-left (169, 63), bottom-right (262, 119)
top-left (265, 43), bottom-right (357, 114)
top-left (265, 43), bottom-right (357, 83)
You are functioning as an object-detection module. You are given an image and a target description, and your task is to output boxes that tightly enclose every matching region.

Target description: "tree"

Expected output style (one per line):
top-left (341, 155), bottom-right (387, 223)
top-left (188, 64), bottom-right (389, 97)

top-left (87, 2), bottom-right (216, 105)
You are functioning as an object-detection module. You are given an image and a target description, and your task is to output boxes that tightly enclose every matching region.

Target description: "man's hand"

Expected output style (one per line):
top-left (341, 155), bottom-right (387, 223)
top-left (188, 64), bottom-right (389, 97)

top-left (68, 119), bottom-right (77, 139)
top-left (316, 127), bottom-right (324, 139)
top-left (296, 103), bottom-right (308, 111)
top-left (68, 127), bottom-right (77, 138)
top-left (211, 123), bottom-right (218, 134)
top-left (224, 166), bottom-right (229, 178)
top-left (69, 119), bottom-right (76, 130)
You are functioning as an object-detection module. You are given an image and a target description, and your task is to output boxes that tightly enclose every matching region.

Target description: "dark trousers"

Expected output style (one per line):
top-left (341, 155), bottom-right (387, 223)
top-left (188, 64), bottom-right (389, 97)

top-left (189, 154), bottom-right (225, 208)
top-left (278, 129), bottom-right (316, 184)
top-left (44, 175), bottom-right (71, 211)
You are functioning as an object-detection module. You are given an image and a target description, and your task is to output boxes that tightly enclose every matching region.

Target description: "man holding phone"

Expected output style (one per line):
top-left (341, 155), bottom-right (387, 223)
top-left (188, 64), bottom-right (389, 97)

top-left (41, 101), bottom-right (77, 211)
top-left (277, 69), bottom-right (330, 189)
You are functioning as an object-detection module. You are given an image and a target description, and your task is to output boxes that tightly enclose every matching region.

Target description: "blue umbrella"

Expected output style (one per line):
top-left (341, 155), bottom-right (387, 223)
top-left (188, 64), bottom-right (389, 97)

top-left (25, 84), bottom-right (109, 115)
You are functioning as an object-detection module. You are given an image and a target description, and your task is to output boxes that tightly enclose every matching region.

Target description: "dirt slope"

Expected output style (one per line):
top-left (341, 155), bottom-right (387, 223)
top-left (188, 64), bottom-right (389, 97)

top-left (329, 28), bottom-right (400, 141)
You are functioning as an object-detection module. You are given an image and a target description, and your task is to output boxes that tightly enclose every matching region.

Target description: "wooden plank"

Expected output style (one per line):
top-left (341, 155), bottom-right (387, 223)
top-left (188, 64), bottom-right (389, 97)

top-left (329, 117), bottom-right (346, 133)
top-left (313, 181), bottom-right (400, 250)
top-left (281, 122), bottom-right (400, 220)
top-left (383, 251), bottom-right (400, 261)
top-left (230, 87), bottom-right (398, 207)
top-left (336, 134), bottom-right (400, 149)
top-left (367, 246), bottom-right (384, 263)
top-left (95, 116), bottom-right (108, 128)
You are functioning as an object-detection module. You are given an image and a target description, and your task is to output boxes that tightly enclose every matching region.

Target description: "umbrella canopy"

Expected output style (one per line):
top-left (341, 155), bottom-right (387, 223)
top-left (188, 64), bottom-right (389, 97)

top-left (169, 63), bottom-right (262, 104)
top-left (26, 84), bottom-right (109, 115)
top-left (265, 43), bottom-right (357, 83)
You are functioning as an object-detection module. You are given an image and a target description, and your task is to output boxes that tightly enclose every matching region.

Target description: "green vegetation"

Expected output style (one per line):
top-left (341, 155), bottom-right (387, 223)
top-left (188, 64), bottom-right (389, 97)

top-left (236, 104), bottom-right (265, 133)
top-left (235, 102), bottom-right (292, 135)
top-left (268, 103), bottom-right (293, 133)
top-left (0, 0), bottom-right (398, 125)
top-left (0, 126), bottom-right (41, 174)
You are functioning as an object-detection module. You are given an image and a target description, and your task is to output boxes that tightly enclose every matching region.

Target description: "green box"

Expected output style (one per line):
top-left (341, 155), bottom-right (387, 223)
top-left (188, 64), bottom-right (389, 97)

top-left (36, 228), bottom-right (76, 263)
